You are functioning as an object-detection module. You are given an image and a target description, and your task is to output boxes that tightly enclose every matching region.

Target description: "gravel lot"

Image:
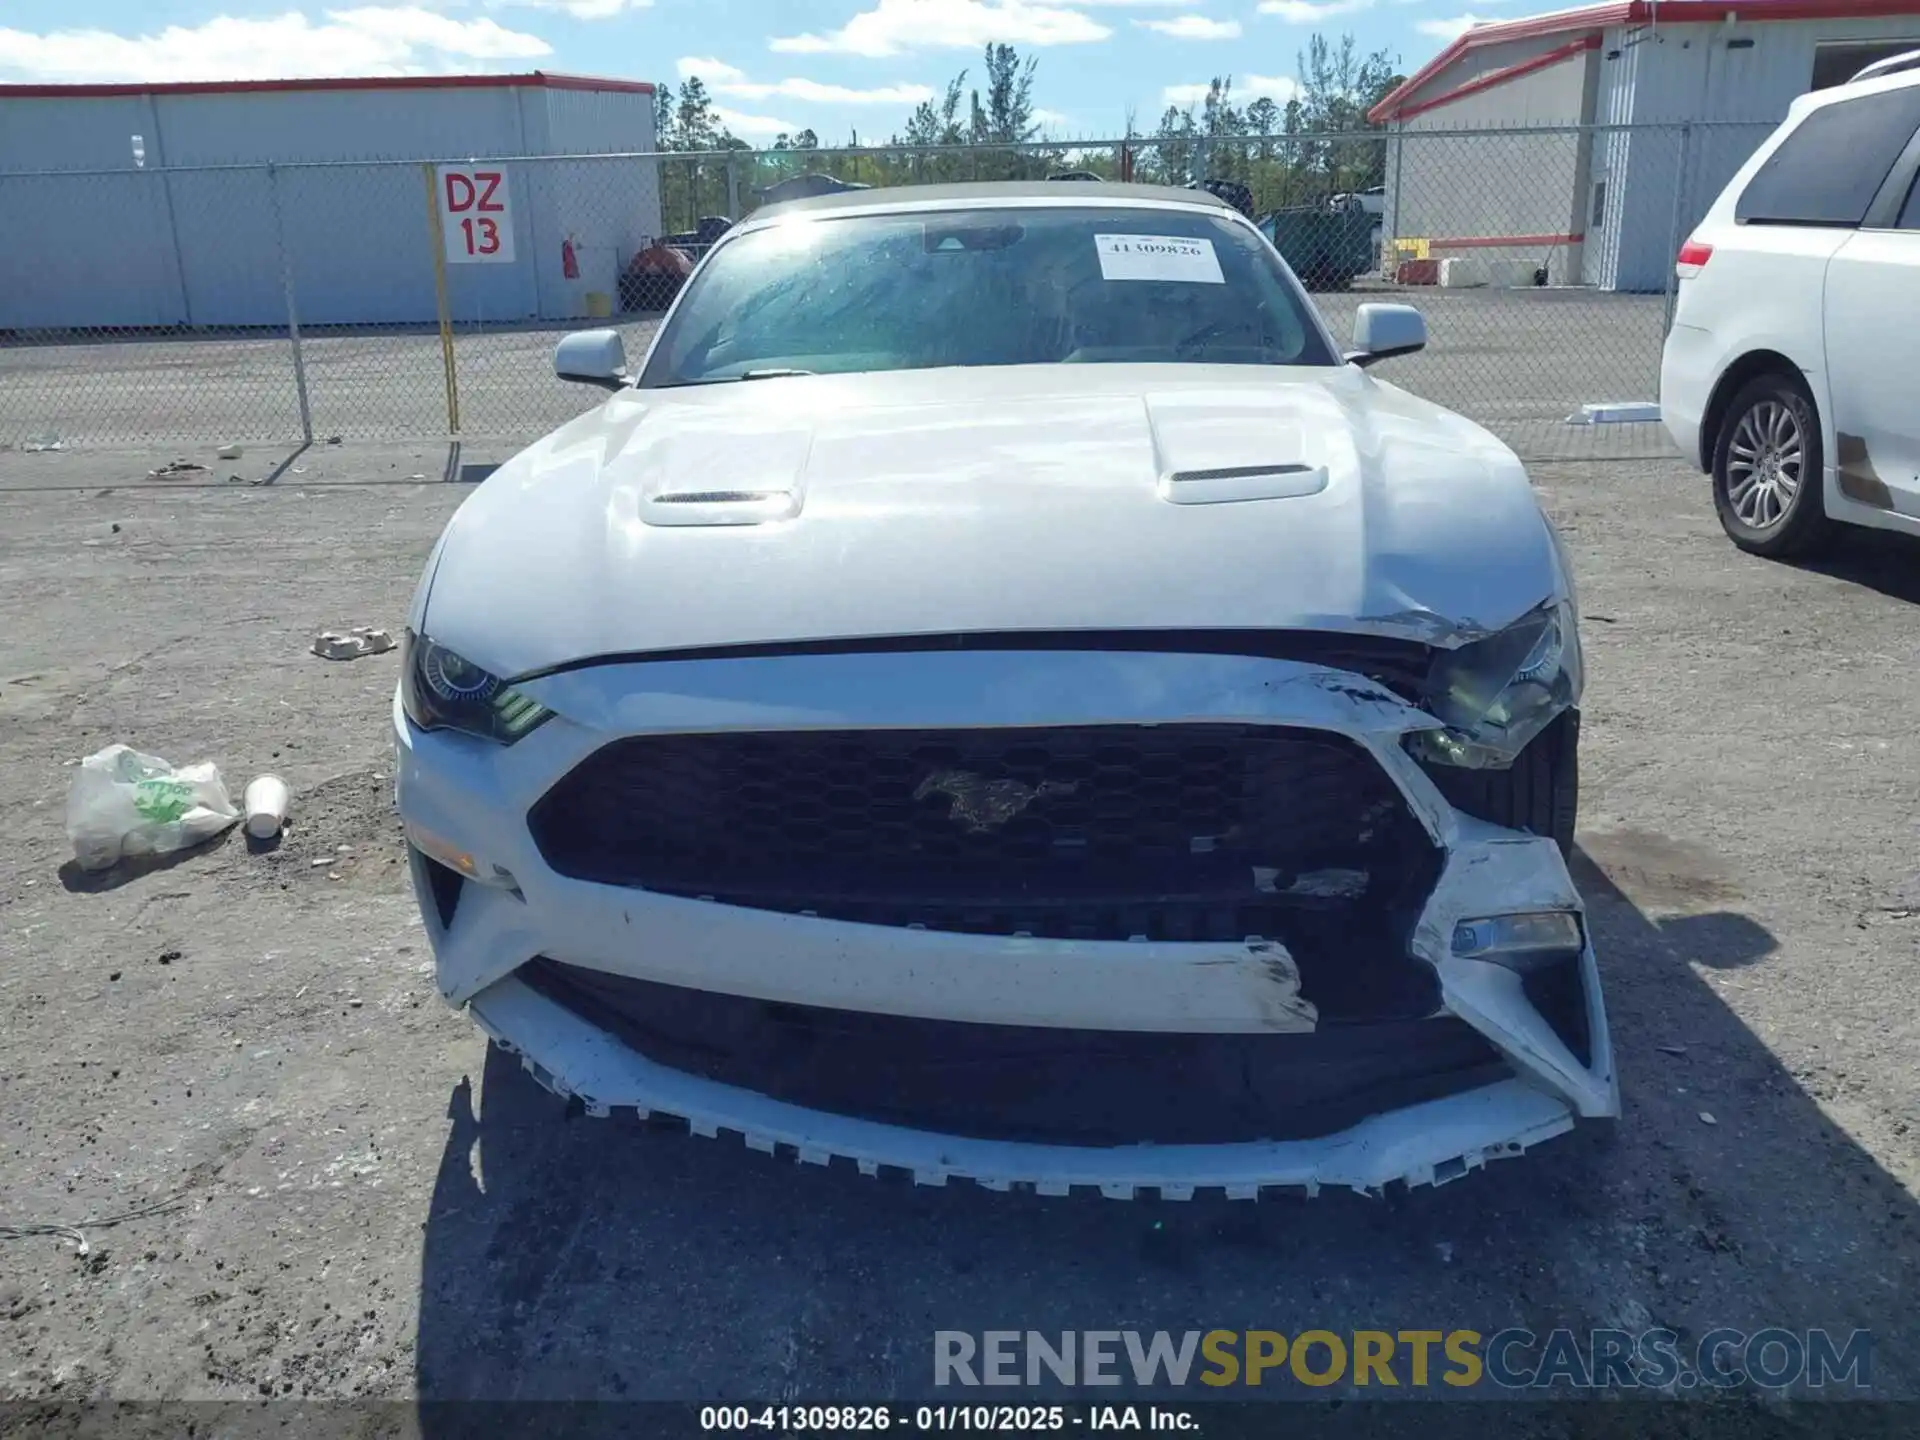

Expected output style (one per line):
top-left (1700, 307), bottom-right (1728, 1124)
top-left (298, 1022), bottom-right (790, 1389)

top-left (2, 285), bottom-right (1671, 463)
top-left (3, 437), bottom-right (1918, 1418)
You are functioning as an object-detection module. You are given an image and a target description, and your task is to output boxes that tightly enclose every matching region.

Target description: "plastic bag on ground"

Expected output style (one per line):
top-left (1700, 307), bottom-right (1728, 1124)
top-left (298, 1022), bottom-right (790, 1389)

top-left (66, 744), bottom-right (242, 871)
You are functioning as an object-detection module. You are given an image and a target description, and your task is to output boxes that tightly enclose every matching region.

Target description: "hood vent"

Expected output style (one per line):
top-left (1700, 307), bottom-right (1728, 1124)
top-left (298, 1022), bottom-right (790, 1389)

top-left (1160, 463), bottom-right (1328, 506)
top-left (641, 486), bottom-right (802, 527)
top-left (655, 489), bottom-right (781, 505)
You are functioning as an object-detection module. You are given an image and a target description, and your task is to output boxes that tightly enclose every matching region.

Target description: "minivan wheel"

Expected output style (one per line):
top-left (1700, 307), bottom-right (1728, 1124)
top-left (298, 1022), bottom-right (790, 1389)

top-left (1711, 375), bottom-right (1831, 558)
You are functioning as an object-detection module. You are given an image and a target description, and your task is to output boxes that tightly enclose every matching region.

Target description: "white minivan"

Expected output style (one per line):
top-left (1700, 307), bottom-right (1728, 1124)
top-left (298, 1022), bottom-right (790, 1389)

top-left (1661, 54), bottom-right (1920, 557)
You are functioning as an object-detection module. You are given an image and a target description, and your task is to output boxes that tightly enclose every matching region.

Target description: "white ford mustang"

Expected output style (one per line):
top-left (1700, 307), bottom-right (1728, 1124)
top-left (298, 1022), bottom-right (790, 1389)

top-left (394, 181), bottom-right (1617, 1198)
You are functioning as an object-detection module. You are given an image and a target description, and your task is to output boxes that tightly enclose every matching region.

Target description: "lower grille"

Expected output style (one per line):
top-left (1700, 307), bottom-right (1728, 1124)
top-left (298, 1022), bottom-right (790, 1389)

top-left (519, 960), bottom-right (1509, 1146)
top-left (528, 724), bottom-right (1440, 948)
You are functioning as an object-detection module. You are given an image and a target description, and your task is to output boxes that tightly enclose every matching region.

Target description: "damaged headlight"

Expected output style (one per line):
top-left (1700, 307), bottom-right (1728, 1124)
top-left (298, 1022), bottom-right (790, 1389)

top-left (400, 632), bottom-right (553, 744)
top-left (1411, 597), bottom-right (1581, 769)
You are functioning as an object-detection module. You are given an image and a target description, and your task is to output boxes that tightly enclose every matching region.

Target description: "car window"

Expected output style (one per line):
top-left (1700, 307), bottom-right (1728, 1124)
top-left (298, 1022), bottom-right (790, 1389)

top-left (1736, 86), bottom-right (1920, 227)
top-left (638, 204), bottom-right (1337, 387)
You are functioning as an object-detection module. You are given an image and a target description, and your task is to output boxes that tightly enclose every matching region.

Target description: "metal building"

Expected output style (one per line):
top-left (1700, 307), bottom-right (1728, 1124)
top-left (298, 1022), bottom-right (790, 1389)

top-left (0, 73), bottom-right (661, 329)
top-left (1369, 1), bottom-right (1920, 291)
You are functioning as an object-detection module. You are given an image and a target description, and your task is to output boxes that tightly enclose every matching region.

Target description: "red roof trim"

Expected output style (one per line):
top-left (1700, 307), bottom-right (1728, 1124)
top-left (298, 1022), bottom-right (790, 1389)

top-left (1387, 36), bottom-right (1600, 123)
top-left (1371, 0), bottom-right (1920, 121)
top-left (0, 71), bottom-right (654, 100)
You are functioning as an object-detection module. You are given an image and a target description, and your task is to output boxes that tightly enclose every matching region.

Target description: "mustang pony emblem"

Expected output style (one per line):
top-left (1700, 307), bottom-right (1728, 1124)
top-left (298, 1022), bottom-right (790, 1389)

top-left (912, 769), bottom-right (1077, 832)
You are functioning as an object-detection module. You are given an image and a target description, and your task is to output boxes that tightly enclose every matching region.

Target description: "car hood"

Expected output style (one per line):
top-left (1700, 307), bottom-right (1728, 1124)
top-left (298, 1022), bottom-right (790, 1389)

top-left (419, 365), bottom-right (1565, 678)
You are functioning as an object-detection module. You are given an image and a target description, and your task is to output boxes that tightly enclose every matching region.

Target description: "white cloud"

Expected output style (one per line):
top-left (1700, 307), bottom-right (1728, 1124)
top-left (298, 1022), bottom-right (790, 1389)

top-left (1416, 12), bottom-right (1499, 38)
top-left (0, 8), bottom-right (551, 83)
top-left (1031, 106), bottom-right (1074, 128)
top-left (1162, 72), bottom-right (1299, 107)
top-left (1072, 0), bottom-right (1197, 5)
top-left (729, 77), bottom-right (933, 104)
top-left (676, 55), bottom-right (933, 104)
top-left (713, 104), bottom-right (799, 138)
top-left (728, 76), bottom-right (935, 103)
top-left (484, 0), bottom-right (651, 18)
top-left (1136, 14), bottom-right (1240, 38)
top-left (772, 0), bottom-right (1111, 57)
top-left (1258, 0), bottom-right (1374, 21)
top-left (677, 55), bottom-right (746, 81)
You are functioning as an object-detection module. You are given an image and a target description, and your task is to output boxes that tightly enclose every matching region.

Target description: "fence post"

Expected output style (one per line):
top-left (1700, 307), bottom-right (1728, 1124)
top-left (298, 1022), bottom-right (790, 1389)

top-left (1662, 122), bottom-right (1694, 335)
top-left (726, 157), bottom-right (740, 220)
top-left (266, 164), bottom-right (313, 444)
top-left (1387, 126), bottom-right (1404, 276)
top-left (421, 163), bottom-right (460, 436)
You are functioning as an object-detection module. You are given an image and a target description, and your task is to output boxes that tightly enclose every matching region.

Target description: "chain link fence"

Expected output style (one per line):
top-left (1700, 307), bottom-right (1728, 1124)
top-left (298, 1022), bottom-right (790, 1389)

top-left (0, 122), bottom-right (1776, 461)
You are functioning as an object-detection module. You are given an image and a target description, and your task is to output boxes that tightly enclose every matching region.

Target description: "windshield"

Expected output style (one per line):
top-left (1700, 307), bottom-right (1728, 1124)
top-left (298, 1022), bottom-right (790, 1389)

top-left (638, 204), bottom-right (1338, 387)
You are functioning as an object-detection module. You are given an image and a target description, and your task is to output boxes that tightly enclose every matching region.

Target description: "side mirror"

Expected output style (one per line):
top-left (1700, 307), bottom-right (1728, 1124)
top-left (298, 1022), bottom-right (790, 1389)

top-left (555, 329), bottom-right (629, 390)
top-left (1347, 303), bottom-right (1427, 367)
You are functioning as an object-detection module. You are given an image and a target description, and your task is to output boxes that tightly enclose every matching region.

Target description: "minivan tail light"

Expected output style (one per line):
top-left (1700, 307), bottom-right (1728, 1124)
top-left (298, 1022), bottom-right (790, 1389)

top-left (1675, 240), bottom-right (1713, 279)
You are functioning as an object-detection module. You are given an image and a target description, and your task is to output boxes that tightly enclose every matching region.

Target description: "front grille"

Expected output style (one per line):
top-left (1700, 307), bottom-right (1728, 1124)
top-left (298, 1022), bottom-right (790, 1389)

top-left (519, 960), bottom-right (1508, 1145)
top-left (528, 724), bottom-right (1440, 950)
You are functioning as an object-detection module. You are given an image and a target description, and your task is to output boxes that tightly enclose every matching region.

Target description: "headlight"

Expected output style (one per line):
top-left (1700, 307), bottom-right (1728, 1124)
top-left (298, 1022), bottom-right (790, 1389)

top-left (1411, 597), bottom-right (1581, 769)
top-left (1452, 911), bottom-right (1584, 971)
top-left (400, 632), bottom-right (553, 744)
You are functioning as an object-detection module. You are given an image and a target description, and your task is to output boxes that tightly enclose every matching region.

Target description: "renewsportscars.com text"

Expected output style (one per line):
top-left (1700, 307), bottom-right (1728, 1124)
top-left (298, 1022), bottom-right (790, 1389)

top-left (933, 1328), bottom-right (1871, 1391)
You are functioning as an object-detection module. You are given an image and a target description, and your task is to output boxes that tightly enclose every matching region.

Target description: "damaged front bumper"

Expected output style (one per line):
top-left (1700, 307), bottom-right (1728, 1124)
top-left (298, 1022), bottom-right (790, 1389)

top-left (394, 648), bottom-right (1618, 1198)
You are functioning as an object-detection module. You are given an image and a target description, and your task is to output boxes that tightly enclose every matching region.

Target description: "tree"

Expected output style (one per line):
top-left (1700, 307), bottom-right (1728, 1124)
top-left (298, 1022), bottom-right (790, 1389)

top-left (977, 42), bottom-right (1038, 145)
top-left (1131, 32), bottom-right (1402, 214)
top-left (654, 72), bottom-right (745, 232)
top-left (674, 77), bottom-right (725, 152)
top-left (709, 44), bottom-right (1072, 208)
top-left (1292, 34), bottom-right (1403, 197)
top-left (1295, 33), bottom-right (1399, 134)
top-left (900, 74), bottom-right (969, 148)
top-left (1201, 77), bottom-right (1244, 139)
top-left (1246, 96), bottom-right (1279, 161)
top-left (653, 82), bottom-right (674, 150)
top-left (885, 46), bottom-right (1048, 183)
top-left (1151, 102), bottom-right (1196, 188)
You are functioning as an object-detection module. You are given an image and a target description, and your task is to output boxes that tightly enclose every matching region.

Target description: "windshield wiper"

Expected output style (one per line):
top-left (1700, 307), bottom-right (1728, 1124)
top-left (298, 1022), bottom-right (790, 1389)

top-left (654, 367), bottom-right (817, 390)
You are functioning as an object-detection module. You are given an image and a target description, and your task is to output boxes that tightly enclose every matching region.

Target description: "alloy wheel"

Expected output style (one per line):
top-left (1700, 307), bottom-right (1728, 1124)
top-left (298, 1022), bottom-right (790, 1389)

top-left (1725, 398), bottom-right (1803, 531)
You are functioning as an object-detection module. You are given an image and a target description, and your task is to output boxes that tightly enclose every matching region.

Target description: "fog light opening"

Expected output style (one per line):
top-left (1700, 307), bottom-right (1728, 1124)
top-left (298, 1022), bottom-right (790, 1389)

top-left (1452, 911), bottom-right (1583, 971)
top-left (414, 847), bottom-right (466, 931)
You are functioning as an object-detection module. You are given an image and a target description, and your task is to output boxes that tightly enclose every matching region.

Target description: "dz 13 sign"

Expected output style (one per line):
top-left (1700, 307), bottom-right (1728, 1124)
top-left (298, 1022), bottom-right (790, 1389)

top-left (441, 166), bottom-right (515, 264)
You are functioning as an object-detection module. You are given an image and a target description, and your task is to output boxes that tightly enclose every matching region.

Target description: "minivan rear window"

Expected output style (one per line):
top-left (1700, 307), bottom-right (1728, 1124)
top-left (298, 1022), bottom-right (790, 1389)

top-left (1735, 86), bottom-right (1920, 227)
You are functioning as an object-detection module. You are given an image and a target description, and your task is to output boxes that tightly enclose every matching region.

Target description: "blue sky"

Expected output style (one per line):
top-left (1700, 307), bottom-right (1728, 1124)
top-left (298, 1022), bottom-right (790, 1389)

top-left (0, 0), bottom-right (1510, 142)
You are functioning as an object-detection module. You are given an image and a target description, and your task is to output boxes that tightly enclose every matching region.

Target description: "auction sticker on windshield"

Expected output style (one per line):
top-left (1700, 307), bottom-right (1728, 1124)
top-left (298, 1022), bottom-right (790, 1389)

top-left (1096, 234), bottom-right (1224, 284)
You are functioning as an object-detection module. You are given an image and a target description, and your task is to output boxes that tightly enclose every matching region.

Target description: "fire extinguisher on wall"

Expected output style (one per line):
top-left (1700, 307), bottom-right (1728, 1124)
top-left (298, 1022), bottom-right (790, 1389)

top-left (561, 235), bottom-right (580, 280)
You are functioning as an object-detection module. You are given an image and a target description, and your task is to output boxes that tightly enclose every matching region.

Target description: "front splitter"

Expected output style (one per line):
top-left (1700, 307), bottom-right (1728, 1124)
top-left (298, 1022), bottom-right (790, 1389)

top-left (467, 974), bottom-right (1582, 1199)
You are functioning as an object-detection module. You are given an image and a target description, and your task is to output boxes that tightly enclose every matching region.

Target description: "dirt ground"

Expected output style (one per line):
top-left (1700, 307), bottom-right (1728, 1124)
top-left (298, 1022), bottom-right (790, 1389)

top-left (2, 437), bottom-right (1918, 1418)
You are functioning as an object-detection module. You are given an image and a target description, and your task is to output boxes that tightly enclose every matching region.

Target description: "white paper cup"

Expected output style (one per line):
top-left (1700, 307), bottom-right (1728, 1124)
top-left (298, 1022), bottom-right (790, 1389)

top-left (244, 774), bottom-right (290, 840)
